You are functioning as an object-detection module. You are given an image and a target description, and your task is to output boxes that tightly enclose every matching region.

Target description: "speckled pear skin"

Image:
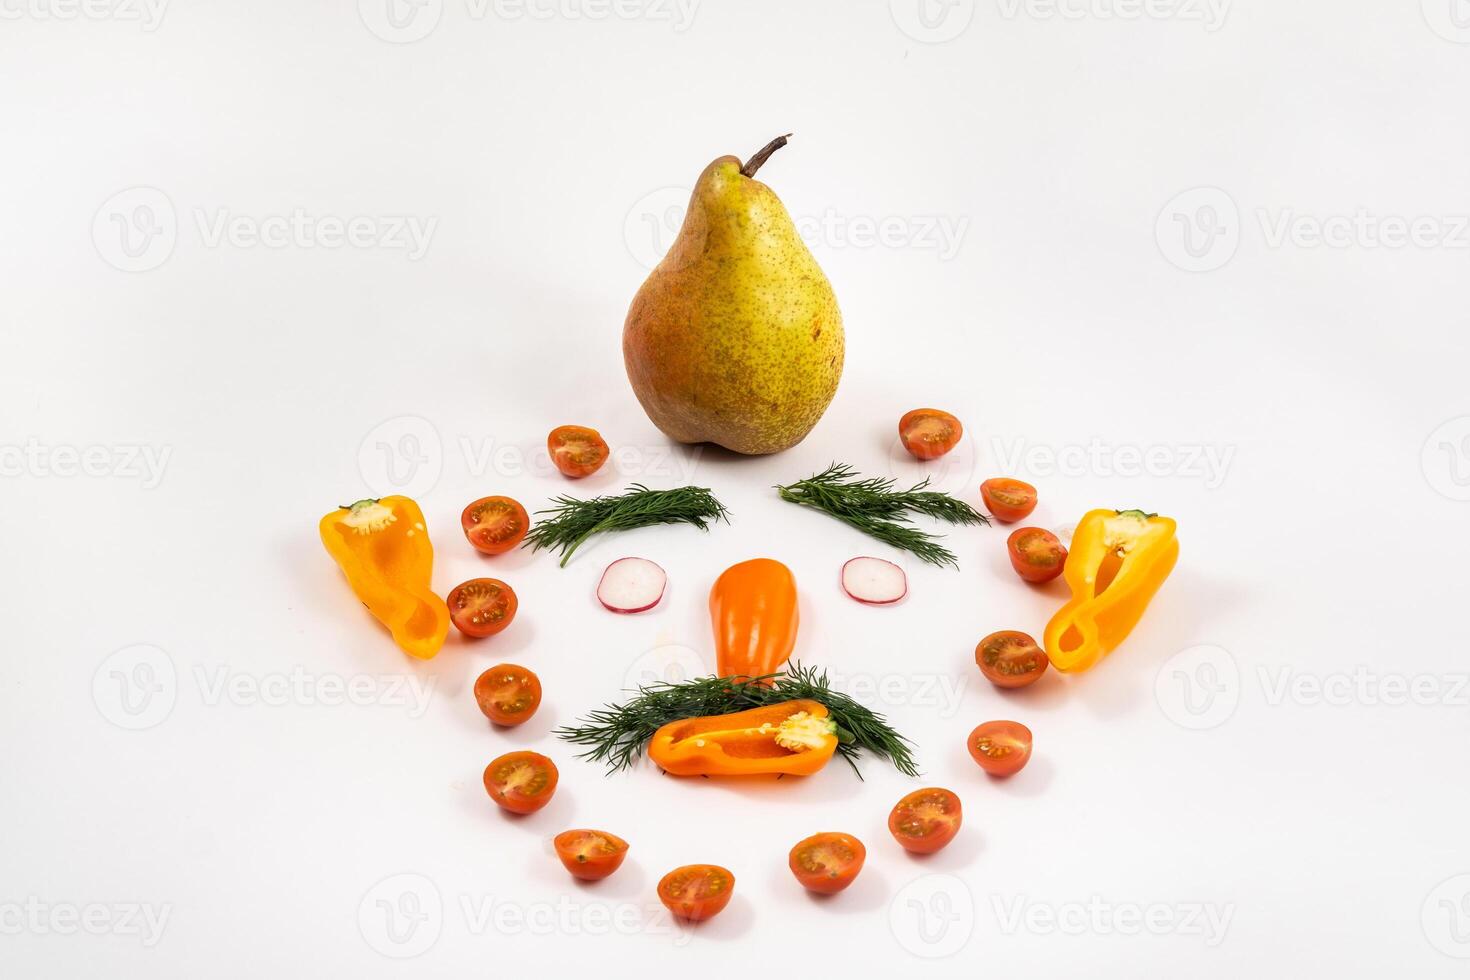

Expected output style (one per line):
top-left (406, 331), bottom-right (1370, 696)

top-left (623, 154), bottom-right (844, 456)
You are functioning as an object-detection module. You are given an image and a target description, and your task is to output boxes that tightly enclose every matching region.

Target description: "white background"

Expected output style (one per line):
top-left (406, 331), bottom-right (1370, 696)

top-left (4, 0), bottom-right (1470, 976)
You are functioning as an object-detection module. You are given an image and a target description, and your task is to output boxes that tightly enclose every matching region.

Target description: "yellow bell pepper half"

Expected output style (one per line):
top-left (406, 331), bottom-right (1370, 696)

top-left (319, 496), bottom-right (450, 660)
top-left (1043, 509), bottom-right (1178, 673)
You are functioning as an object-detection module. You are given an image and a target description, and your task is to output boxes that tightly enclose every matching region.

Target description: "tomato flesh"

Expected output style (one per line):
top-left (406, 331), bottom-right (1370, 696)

top-left (548, 425), bottom-right (609, 478)
top-left (976, 630), bottom-right (1049, 689)
top-left (789, 832), bottom-right (866, 894)
top-left (474, 664), bottom-right (541, 726)
top-left (898, 409), bottom-right (963, 460)
top-left (461, 496), bottom-right (529, 555)
top-left (657, 865), bottom-right (734, 922)
top-left (447, 578), bottom-right (517, 638)
top-left (554, 829), bottom-right (629, 881)
top-left (1007, 527), bottom-right (1067, 583)
top-left (968, 721), bottom-right (1032, 777)
top-left (980, 478), bottom-right (1038, 523)
top-left (888, 788), bottom-right (962, 854)
top-left (483, 751), bottom-right (558, 814)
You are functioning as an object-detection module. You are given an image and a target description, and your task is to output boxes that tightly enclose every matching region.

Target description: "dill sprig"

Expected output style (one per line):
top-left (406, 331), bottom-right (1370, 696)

top-left (555, 663), bottom-right (919, 779)
top-left (775, 463), bottom-right (989, 568)
top-left (522, 484), bottom-right (729, 567)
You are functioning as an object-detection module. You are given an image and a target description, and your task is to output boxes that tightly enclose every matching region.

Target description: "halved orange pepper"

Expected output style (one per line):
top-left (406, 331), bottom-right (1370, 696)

top-left (648, 699), bottom-right (838, 777)
top-left (709, 558), bottom-right (798, 679)
top-left (1044, 509), bottom-right (1178, 673)
top-left (319, 496), bottom-right (450, 659)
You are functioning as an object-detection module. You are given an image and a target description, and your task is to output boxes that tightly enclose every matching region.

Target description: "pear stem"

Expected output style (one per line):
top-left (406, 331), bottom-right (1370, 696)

top-left (740, 134), bottom-right (792, 178)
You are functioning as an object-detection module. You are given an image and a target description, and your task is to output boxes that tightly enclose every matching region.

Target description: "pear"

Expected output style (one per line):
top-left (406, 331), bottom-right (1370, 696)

top-left (623, 135), bottom-right (844, 456)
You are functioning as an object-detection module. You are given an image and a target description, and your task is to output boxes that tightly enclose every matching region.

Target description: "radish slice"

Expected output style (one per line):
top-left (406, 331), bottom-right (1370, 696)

top-left (841, 557), bottom-right (907, 605)
top-left (597, 558), bottom-right (667, 614)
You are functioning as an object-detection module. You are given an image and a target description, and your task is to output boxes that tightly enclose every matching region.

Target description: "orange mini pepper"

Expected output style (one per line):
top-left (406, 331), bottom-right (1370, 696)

top-left (1044, 509), bottom-right (1178, 673)
top-left (648, 699), bottom-right (838, 777)
top-left (319, 496), bottom-right (450, 660)
top-left (709, 558), bottom-right (798, 679)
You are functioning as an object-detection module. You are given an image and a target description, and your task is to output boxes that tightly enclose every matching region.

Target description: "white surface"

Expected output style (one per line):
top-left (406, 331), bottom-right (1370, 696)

top-left (3, 2), bottom-right (1470, 976)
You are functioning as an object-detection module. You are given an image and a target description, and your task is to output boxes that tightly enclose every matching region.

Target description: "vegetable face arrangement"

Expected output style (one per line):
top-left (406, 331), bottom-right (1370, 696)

top-left (317, 136), bottom-right (1183, 929)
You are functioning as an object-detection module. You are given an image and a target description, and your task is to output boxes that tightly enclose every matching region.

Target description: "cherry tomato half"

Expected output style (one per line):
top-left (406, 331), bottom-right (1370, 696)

top-left (1007, 527), bottom-right (1067, 583)
top-left (980, 478), bottom-right (1037, 524)
top-left (474, 664), bottom-right (542, 726)
top-left (888, 788), bottom-right (962, 854)
top-left (789, 832), bottom-right (866, 894)
top-left (898, 409), bottom-right (963, 460)
top-left (548, 425), bottom-right (609, 479)
top-left (968, 720), bottom-right (1032, 777)
top-left (483, 751), bottom-right (558, 814)
top-left (657, 865), bottom-right (735, 922)
top-left (553, 829), bottom-right (629, 881)
top-left (461, 496), bottom-right (529, 555)
top-left (976, 630), bottom-right (1049, 689)
top-left (447, 578), bottom-right (518, 638)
